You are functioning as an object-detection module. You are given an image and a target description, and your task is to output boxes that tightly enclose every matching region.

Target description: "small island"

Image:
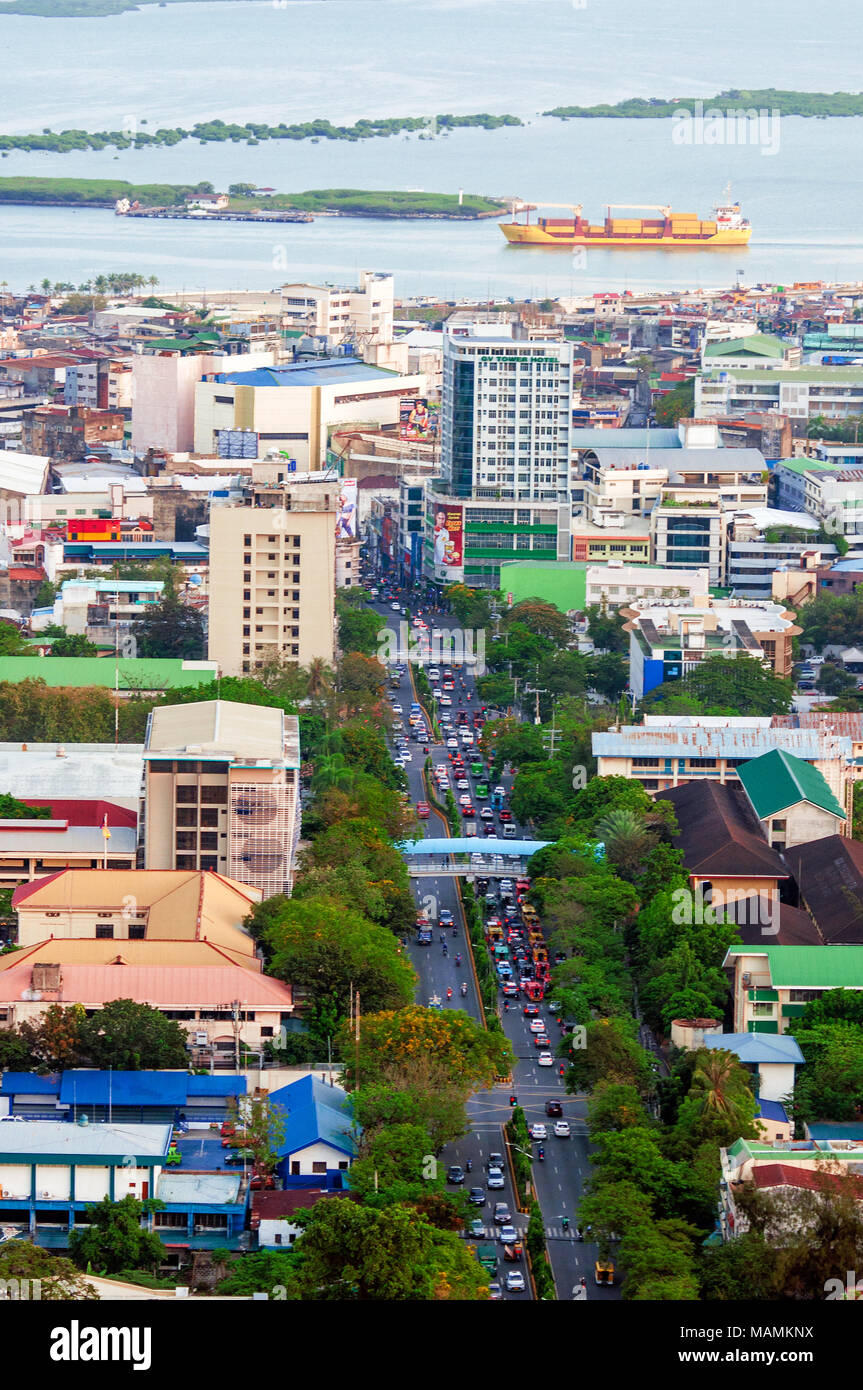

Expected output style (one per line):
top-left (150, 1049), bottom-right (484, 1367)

top-left (546, 89), bottom-right (863, 119)
top-left (0, 0), bottom-right (266, 15)
top-left (0, 112), bottom-right (522, 157)
top-left (0, 177), bottom-right (506, 220)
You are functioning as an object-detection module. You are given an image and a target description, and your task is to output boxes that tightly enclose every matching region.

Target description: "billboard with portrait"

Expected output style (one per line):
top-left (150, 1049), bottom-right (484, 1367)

top-left (432, 503), bottom-right (464, 582)
top-left (400, 396), bottom-right (435, 441)
top-left (336, 478), bottom-right (358, 540)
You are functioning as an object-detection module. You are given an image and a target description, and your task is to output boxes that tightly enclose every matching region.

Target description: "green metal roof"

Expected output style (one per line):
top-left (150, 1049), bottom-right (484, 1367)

top-left (704, 333), bottom-right (787, 359)
top-left (737, 748), bottom-right (846, 822)
top-left (0, 657), bottom-right (218, 690)
top-left (725, 944), bottom-right (863, 988)
top-left (706, 367), bottom-right (863, 384)
top-left (774, 456), bottom-right (844, 476)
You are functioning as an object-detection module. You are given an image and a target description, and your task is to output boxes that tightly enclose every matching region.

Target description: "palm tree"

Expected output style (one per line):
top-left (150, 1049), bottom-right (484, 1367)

top-left (594, 807), bottom-right (654, 882)
top-left (691, 1050), bottom-right (744, 1116)
top-left (311, 752), bottom-right (357, 793)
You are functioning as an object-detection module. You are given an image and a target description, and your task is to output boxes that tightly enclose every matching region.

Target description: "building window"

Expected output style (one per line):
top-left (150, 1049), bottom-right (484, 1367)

top-left (312, 1161), bottom-right (327, 1175)
top-left (129, 925), bottom-right (146, 939)
top-left (95, 925), bottom-right (114, 939)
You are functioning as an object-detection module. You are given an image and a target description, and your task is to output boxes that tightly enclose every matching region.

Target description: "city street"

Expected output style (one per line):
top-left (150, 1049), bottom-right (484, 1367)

top-left (372, 591), bottom-right (620, 1301)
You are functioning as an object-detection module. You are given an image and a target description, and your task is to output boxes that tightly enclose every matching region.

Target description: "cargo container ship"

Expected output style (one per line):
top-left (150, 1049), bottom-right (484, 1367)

top-left (499, 196), bottom-right (751, 248)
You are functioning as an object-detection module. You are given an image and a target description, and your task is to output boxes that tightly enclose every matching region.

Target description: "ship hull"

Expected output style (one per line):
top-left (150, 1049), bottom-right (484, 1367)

top-left (500, 222), bottom-right (751, 247)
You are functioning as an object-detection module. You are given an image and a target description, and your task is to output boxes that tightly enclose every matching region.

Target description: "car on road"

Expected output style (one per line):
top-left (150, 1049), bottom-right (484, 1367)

top-left (499, 879), bottom-right (513, 894)
top-left (446, 737), bottom-right (459, 749)
top-left (457, 778), bottom-right (470, 791)
top-left (528, 1019), bottom-right (546, 1034)
top-left (498, 809), bottom-right (513, 822)
top-left (537, 1052), bottom-right (554, 1067)
top-left (439, 909), bottom-right (454, 925)
top-left (498, 1225), bottom-right (519, 1244)
top-left (469, 1218), bottom-right (485, 1238)
top-left (486, 1166), bottom-right (505, 1189)
top-left (488, 1281), bottom-right (503, 1301)
top-left (469, 1187), bottom-right (486, 1205)
top-left (533, 1033), bottom-right (550, 1048)
top-left (523, 1004), bottom-right (540, 1017)
top-left (505, 1270), bottom-right (526, 1293)
top-left (493, 786), bottom-right (507, 799)
top-left (461, 804), bottom-right (476, 817)
top-left (493, 1203), bottom-right (512, 1224)
top-left (502, 982), bottom-right (519, 997)
top-left (459, 793), bottom-right (472, 805)
top-left (480, 807), bottom-right (494, 820)
top-left (440, 696), bottom-right (452, 706)
top-left (428, 668), bottom-right (441, 681)
top-left (554, 1120), bottom-right (571, 1138)
top-left (447, 1165), bottom-right (465, 1184)
top-left (529, 1123), bottom-right (547, 1141)
top-left (416, 802), bottom-right (430, 818)
top-left (391, 601), bottom-right (401, 612)
top-left (545, 1099), bottom-right (563, 1117)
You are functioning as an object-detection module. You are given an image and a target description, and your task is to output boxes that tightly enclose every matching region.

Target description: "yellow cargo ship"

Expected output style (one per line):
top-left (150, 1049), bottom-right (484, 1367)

top-left (499, 198), bottom-right (751, 248)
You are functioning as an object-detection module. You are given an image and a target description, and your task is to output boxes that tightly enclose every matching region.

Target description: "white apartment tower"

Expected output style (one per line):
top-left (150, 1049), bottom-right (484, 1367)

top-left (441, 326), bottom-right (573, 501)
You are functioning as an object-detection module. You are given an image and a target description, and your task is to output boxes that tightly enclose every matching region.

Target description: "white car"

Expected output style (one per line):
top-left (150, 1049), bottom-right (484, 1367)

top-left (459, 794), bottom-right (472, 806)
top-left (486, 1167), bottom-right (505, 1189)
top-left (528, 1019), bottom-right (546, 1034)
top-left (446, 737), bottom-right (459, 749)
top-left (428, 669), bottom-right (441, 681)
top-left (529, 1123), bottom-right (547, 1141)
top-left (457, 779), bottom-right (470, 791)
top-left (440, 696), bottom-right (452, 707)
top-left (432, 687), bottom-right (442, 698)
top-left (505, 1270), bottom-right (526, 1293)
top-left (391, 602), bottom-right (401, 612)
top-left (537, 1052), bottom-right (554, 1068)
top-left (554, 1121), bottom-right (571, 1138)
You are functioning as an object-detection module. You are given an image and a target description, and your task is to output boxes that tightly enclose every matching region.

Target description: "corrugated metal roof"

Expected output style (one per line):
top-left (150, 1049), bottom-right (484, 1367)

top-left (725, 943), bottom-right (863, 987)
top-left (0, 1121), bottom-right (171, 1157)
top-left (594, 727), bottom-right (852, 759)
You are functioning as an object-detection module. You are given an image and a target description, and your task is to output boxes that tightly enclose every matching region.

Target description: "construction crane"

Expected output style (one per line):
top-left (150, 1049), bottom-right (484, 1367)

top-left (606, 204), bottom-right (672, 217)
top-left (508, 200), bottom-right (584, 216)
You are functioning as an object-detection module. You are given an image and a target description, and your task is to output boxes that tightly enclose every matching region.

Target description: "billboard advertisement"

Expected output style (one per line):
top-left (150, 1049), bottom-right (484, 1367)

top-left (380, 508), bottom-right (395, 565)
top-left (336, 478), bottom-right (358, 540)
top-left (399, 397), bottom-right (437, 441)
top-left (432, 503), bottom-right (464, 582)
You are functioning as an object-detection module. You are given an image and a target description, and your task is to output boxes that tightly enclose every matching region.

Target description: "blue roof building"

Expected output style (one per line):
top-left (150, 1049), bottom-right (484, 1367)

top-left (1, 1071), bottom-right (246, 1124)
top-left (269, 1076), bottom-right (356, 1189)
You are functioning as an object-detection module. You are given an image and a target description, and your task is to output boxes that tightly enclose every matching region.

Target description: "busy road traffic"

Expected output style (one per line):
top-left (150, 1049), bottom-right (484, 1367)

top-left (367, 581), bottom-right (619, 1301)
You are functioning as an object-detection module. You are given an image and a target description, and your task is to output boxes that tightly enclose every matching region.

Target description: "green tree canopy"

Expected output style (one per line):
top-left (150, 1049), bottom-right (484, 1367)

top-left (69, 1196), bottom-right (165, 1274)
top-left (78, 998), bottom-right (189, 1070)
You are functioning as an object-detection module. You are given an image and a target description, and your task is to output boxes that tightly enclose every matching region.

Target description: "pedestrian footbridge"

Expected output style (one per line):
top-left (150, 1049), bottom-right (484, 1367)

top-left (397, 836), bottom-right (550, 878)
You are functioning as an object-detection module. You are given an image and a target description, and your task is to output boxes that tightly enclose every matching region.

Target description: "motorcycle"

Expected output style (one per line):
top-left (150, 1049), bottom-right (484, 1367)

top-left (460, 982), bottom-right (468, 997)
top-left (452, 926), bottom-right (458, 937)
top-left (537, 1147), bottom-right (545, 1162)
top-left (455, 954), bottom-right (462, 967)
top-left (446, 987), bottom-right (453, 1000)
